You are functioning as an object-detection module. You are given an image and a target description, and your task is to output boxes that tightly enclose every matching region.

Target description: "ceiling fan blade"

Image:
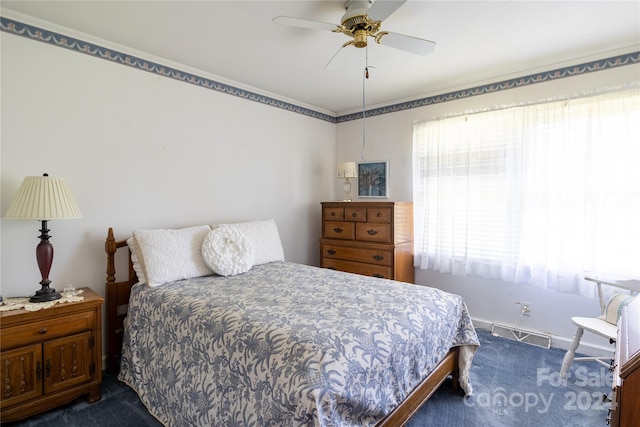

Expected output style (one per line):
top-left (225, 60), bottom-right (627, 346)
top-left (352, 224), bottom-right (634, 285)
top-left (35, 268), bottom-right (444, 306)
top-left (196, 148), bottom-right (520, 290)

top-left (324, 44), bottom-right (352, 71)
top-left (273, 16), bottom-right (339, 32)
top-left (378, 32), bottom-right (436, 55)
top-left (367, 0), bottom-right (408, 22)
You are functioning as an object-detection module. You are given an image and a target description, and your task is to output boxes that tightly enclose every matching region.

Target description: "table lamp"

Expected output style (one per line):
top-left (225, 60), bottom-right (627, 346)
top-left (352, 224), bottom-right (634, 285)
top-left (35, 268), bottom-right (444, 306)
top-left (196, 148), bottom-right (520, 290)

top-left (337, 162), bottom-right (357, 201)
top-left (5, 174), bottom-right (82, 302)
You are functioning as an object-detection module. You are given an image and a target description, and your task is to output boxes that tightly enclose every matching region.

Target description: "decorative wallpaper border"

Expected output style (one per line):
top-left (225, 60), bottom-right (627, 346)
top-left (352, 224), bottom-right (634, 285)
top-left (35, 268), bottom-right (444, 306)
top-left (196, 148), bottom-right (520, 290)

top-left (336, 51), bottom-right (640, 123)
top-left (0, 16), bottom-right (335, 123)
top-left (2, 16), bottom-right (638, 124)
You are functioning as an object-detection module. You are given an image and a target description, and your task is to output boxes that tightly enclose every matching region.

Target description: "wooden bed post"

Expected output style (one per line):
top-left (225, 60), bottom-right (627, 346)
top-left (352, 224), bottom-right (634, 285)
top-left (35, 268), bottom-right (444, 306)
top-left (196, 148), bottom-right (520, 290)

top-left (105, 227), bottom-right (118, 373)
top-left (106, 227), bottom-right (117, 284)
top-left (104, 227), bottom-right (137, 374)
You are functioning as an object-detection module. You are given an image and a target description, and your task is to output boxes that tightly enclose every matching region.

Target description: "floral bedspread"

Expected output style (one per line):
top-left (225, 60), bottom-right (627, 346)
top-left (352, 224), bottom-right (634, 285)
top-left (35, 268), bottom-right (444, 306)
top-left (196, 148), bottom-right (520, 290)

top-left (118, 262), bottom-right (479, 426)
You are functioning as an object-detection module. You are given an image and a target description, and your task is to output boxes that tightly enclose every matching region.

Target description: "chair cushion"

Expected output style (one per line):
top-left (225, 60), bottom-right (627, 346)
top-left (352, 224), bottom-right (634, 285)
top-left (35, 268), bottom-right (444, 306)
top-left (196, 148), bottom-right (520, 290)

top-left (600, 293), bottom-right (636, 325)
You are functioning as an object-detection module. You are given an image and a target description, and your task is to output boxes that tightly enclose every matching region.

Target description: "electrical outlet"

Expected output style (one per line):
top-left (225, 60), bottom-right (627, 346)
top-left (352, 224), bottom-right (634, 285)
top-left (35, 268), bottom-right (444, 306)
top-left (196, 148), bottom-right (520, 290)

top-left (521, 301), bottom-right (531, 316)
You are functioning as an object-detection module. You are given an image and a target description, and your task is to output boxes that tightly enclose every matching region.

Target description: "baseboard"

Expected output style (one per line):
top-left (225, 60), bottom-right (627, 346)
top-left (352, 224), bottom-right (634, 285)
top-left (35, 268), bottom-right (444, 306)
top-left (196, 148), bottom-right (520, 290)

top-left (471, 317), bottom-right (615, 357)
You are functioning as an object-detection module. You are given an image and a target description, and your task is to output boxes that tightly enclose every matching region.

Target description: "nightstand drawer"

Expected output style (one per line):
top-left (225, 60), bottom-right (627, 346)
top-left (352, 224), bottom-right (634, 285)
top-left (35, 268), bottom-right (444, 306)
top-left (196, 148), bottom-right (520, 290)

top-left (324, 221), bottom-right (355, 239)
top-left (322, 244), bottom-right (392, 266)
top-left (322, 258), bottom-right (392, 279)
top-left (356, 223), bottom-right (392, 242)
top-left (1, 311), bottom-right (95, 351)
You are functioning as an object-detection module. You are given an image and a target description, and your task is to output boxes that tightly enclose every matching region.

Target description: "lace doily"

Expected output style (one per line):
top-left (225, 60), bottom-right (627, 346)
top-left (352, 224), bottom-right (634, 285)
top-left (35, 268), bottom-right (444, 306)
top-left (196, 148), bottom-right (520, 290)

top-left (0, 289), bottom-right (84, 312)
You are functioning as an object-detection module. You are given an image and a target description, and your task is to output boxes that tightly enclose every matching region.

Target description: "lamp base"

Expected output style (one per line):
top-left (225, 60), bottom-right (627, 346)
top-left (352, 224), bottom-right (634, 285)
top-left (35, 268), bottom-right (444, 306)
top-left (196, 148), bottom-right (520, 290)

top-left (29, 286), bottom-right (62, 303)
top-left (30, 219), bottom-right (62, 303)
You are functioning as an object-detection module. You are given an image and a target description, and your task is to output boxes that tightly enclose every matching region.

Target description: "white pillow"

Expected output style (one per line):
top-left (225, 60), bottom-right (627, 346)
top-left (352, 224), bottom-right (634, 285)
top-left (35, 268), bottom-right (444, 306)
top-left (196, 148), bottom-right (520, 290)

top-left (212, 219), bottom-right (284, 265)
top-left (133, 225), bottom-right (213, 287)
top-left (126, 236), bottom-right (148, 284)
top-left (201, 225), bottom-right (255, 276)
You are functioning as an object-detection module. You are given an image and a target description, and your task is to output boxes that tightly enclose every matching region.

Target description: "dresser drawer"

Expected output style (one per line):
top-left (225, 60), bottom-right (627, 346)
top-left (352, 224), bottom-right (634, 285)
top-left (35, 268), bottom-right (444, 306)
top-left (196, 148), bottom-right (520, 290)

top-left (323, 207), bottom-right (344, 221)
top-left (344, 207), bottom-right (367, 222)
top-left (1, 312), bottom-right (95, 351)
top-left (322, 244), bottom-right (392, 266)
top-left (322, 258), bottom-right (392, 279)
top-left (366, 207), bottom-right (392, 223)
top-left (356, 223), bottom-right (392, 242)
top-left (324, 221), bottom-right (355, 239)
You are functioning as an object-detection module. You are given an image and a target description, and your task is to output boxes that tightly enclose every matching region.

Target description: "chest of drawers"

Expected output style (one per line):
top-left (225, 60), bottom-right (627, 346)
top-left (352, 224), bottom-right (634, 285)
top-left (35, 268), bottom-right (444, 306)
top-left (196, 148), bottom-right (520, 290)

top-left (320, 201), bottom-right (414, 283)
top-left (0, 287), bottom-right (103, 422)
top-left (609, 296), bottom-right (640, 426)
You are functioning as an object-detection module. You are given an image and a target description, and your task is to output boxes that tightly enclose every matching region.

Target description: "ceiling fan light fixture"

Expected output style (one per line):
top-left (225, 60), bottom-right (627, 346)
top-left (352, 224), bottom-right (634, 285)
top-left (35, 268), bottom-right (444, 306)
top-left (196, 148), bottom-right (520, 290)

top-left (274, 0), bottom-right (436, 69)
top-left (353, 29), bottom-right (368, 48)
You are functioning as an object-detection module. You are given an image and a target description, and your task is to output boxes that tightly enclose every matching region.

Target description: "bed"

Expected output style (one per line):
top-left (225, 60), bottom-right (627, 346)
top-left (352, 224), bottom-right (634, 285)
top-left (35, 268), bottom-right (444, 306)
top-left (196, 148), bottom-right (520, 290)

top-left (105, 221), bottom-right (479, 426)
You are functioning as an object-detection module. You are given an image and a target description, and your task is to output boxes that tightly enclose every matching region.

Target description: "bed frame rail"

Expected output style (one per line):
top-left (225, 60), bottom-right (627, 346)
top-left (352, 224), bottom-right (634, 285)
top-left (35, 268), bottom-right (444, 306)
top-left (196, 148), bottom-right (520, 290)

top-left (105, 227), bottom-right (137, 374)
top-left (377, 347), bottom-right (459, 426)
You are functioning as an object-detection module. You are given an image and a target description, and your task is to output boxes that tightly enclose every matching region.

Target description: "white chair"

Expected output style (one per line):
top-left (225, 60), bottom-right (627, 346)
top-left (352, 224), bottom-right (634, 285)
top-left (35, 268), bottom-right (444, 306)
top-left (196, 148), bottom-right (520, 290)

top-left (560, 277), bottom-right (640, 378)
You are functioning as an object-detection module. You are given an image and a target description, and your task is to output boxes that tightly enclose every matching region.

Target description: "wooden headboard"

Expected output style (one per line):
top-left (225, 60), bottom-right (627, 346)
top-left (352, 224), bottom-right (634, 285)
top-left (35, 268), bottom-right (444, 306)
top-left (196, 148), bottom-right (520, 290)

top-left (104, 227), bottom-right (138, 374)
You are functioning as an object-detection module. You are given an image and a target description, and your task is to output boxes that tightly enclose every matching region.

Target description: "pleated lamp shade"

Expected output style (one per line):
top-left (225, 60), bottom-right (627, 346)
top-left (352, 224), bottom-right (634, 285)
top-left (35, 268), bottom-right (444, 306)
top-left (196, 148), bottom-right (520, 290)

top-left (337, 162), bottom-right (357, 179)
top-left (5, 175), bottom-right (82, 220)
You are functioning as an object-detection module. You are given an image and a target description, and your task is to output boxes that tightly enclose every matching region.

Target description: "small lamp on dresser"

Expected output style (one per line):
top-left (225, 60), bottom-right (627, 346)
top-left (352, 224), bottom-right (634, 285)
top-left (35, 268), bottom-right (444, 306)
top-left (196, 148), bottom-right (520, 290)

top-left (337, 162), bottom-right (357, 202)
top-left (5, 173), bottom-right (82, 302)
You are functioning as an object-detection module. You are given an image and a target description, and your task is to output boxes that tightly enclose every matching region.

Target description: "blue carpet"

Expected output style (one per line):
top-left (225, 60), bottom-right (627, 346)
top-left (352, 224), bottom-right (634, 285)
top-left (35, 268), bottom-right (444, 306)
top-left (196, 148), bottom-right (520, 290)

top-left (3, 329), bottom-right (611, 426)
top-left (407, 329), bottom-right (611, 426)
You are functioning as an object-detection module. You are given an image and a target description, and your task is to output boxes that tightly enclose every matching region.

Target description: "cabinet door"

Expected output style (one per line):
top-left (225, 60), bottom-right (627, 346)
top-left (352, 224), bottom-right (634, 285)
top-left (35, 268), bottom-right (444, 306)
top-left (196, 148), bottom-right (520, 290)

top-left (43, 332), bottom-right (93, 394)
top-left (0, 344), bottom-right (43, 409)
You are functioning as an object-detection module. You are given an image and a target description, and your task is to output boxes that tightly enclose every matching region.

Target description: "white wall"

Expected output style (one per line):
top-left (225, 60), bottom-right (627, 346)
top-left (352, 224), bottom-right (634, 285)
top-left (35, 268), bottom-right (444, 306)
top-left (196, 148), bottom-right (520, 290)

top-left (2, 12), bottom-right (638, 361)
top-left (336, 64), bottom-right (640, 355)
top-left (1, 29), bottom-right (335, 303)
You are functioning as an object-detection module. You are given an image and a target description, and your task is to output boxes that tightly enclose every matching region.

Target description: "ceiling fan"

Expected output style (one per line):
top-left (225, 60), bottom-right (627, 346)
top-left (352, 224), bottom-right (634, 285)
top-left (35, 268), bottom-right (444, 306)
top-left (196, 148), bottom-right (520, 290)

top-left (273, 0), bottom-right (436, 70)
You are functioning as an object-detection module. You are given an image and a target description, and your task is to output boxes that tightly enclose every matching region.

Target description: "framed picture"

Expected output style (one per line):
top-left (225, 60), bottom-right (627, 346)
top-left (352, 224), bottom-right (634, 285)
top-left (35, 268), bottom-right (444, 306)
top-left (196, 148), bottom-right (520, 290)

top-left (357, 161), bottom-right (389, 198)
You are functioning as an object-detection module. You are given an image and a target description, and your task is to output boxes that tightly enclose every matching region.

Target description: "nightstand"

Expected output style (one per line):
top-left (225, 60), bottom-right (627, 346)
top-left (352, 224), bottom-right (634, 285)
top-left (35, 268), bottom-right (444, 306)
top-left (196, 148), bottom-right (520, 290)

top-left (0, 287), bottom-right (103, 422)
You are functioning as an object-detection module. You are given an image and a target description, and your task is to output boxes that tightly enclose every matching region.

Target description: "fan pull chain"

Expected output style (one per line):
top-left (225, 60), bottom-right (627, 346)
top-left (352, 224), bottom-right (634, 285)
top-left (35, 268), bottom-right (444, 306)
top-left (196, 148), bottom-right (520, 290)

top-left (362, 65), bottom-right (367, 160)
top-left (361, 46), bottom-right (374, 161)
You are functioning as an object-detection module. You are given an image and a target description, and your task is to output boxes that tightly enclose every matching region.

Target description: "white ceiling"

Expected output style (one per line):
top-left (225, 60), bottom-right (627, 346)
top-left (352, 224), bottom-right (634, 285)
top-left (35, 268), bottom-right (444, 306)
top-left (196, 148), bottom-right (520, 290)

top-left (2, 0), bottom-right (639, 115)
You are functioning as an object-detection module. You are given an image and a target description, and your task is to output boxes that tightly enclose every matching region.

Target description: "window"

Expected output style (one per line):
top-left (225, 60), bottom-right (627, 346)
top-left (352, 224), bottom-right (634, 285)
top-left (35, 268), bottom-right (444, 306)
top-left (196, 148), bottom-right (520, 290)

top-left (413, 87), bottom-right (640, 295)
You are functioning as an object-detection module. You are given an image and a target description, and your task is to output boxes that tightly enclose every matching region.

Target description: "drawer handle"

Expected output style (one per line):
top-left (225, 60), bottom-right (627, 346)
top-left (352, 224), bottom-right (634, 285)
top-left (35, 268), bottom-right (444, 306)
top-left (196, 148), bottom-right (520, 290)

top-left (377, 212), bottom-right (382, 217)
top-left (330, 212), bottom-right (336, 217)
top-left (366, 229), bottom-right (378, 235)
top-left (39, 328), bottom-right (47, 335)
top-left (352, 212), bottom-right (358, 217)
top-left (373, 274), bottom-right (384, 278)
top-left (327, 249), bottom-right (336, 255)
top-left (373, 255), bottom-right (384, 261)
top-left (333, 227), bottom-right (343, 233)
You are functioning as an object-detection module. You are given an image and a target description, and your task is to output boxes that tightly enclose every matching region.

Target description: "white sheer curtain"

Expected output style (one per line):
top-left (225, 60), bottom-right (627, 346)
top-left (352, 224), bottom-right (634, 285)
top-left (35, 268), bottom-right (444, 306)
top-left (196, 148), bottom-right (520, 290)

top-left (413, 87), bottom-right (640, 296)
